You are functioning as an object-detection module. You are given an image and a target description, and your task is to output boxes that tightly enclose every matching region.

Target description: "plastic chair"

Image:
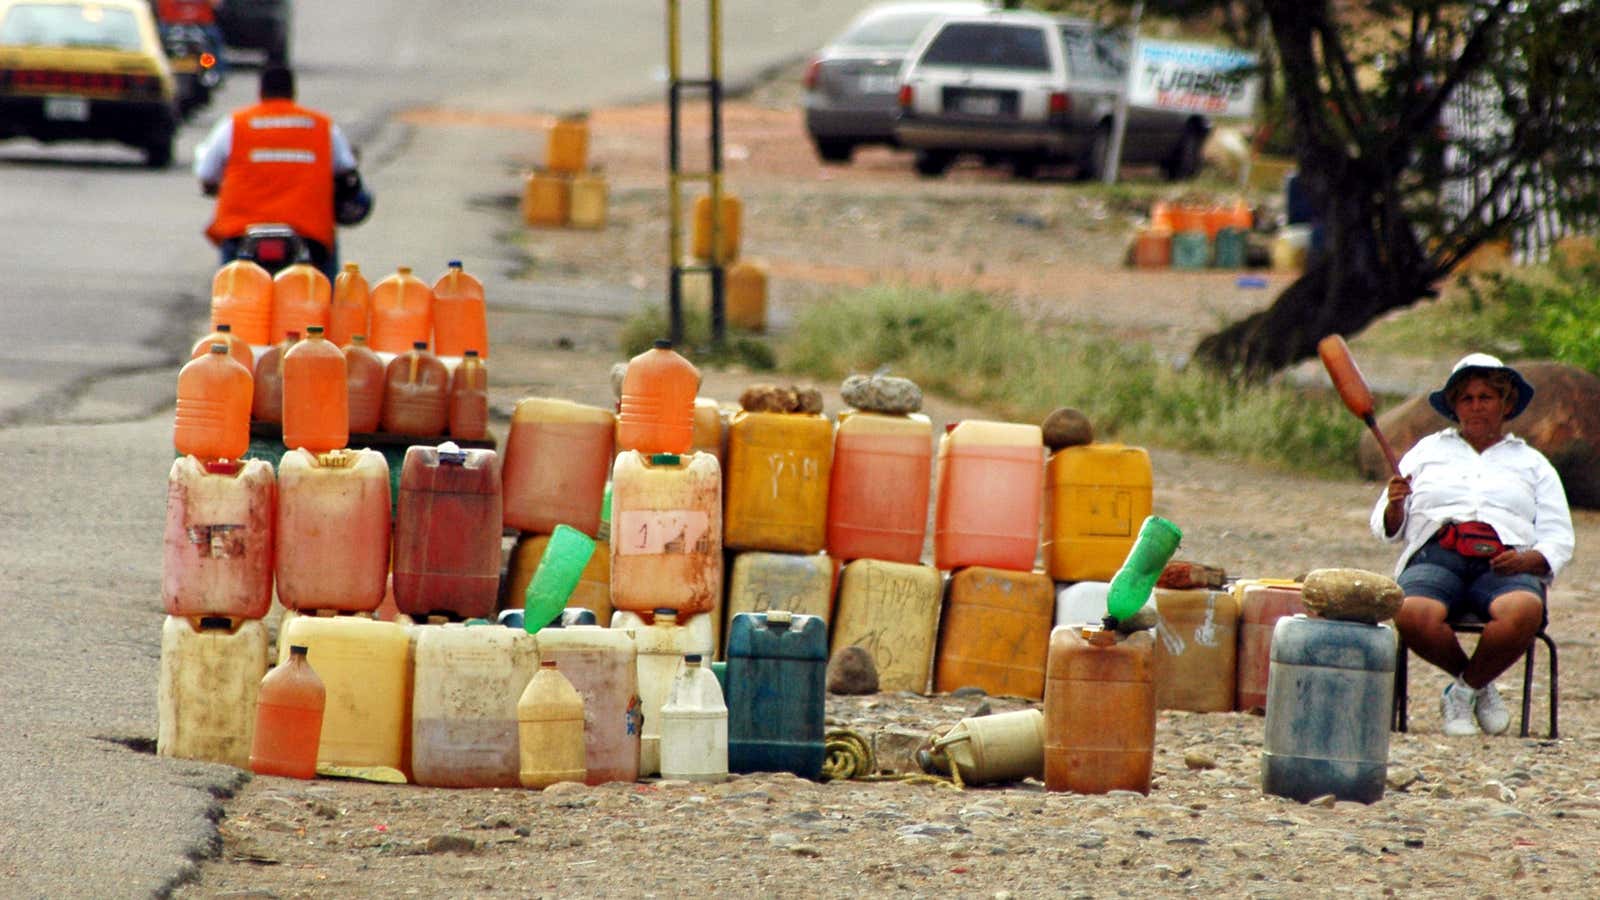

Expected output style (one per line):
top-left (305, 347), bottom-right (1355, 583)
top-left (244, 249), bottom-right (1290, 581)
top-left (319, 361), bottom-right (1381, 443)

top-left (1391, 615), bottom-right (1558, 738)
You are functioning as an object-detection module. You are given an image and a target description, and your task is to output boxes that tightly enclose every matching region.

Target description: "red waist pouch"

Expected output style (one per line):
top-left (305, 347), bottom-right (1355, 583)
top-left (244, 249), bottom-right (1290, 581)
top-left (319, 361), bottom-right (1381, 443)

top-left (1438, 521), bottom-right (1505, 558)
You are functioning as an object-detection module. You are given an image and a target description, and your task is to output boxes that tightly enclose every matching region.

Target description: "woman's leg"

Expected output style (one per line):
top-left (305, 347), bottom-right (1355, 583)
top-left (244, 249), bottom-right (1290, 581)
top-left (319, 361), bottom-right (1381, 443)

top-left (1461, 590), bottom-right (1543, 689)
top-left (1394, 595), bottom-right (1469, 676)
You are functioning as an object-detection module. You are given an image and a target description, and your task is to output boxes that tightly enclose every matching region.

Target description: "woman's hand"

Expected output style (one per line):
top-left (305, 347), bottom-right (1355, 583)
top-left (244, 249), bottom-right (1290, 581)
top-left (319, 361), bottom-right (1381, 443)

top-left (1382, 476), bottom-right (1411, 536)
top-left (1491, 549), bottom-right (1550, 576)
top-left (1386, 476), bottom-right (1412, 505)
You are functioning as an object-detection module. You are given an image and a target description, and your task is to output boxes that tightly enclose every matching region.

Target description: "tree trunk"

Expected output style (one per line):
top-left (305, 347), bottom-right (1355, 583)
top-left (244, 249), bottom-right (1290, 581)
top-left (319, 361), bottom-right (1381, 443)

top-left (1193, 182), bottom-right (1432, 377)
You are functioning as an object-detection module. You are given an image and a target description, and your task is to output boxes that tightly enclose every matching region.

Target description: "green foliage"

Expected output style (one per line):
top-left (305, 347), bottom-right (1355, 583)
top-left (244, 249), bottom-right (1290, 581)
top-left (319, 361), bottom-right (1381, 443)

top-left (619, 304), bottom-right (776, 372)
top-left (1464, 242), bottom-right (1600, 374)
top-left (783, 287), bottom-right (1362, 475)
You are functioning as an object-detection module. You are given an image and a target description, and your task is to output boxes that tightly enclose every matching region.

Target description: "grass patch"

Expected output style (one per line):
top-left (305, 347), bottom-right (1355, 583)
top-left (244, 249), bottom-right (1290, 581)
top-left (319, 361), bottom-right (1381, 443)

top-left (620, 303), bottom-right (776, 371)
top-left (782, 286), bottom-right (1363, 475)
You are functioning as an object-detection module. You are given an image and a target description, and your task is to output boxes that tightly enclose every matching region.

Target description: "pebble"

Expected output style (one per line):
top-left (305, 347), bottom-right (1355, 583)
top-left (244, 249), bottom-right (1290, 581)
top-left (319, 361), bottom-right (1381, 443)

top-left (827, 646), bottom-right (879, 695)
top-left (422, 834), bottom-right (477, 855)
top-left (1183, 750), bottom-right (1217, 771)
top-left (1041, 407), bottom-right (1094, 449)
top-left (542, 781), bottom-right (587, 796)
top-left (1386, 767), bottom-right (1420, 791)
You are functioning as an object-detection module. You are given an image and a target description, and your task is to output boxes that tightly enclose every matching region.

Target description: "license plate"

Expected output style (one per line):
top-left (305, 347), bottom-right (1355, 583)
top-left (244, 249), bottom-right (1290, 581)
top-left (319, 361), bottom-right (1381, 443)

top-left (44, 96), bottom-right (90, 121)
top-left (957, 94), bottom-right (1001, 116)
top-left (859, 73), bottom-right (897, 94)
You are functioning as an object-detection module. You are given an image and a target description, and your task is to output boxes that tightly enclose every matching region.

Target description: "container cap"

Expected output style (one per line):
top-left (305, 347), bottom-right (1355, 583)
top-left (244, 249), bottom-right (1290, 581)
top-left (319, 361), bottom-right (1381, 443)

top-left (649, 453), bottom-right (680, 466)
top-left (216, 323), bottom-right (232, 333)
top-left (541, 658), bottom-right (558, 668)
top-left (464, 349), bottom-right (479, 358)
top-left (412, 340), bottom-right (428, 350)
top-left (203, 459), bottom-right (240, 475)
top-left (289, 644), bottom-right (308, 655)
top-left (684, 653), bottom-right (703, 663)
top-left (766, 610), bottom-right (794, 626)
top-left (448, 259), bottom-right (462, 268)
top-left (653, 338), bottom-right (672, 349)
top-left (306, 325), bottom-right (324, 336)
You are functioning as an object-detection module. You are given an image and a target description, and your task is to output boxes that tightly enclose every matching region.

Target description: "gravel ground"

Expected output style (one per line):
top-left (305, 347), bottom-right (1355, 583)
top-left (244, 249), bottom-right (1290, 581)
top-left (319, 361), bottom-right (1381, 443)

top-left (173, 70), bottom-right (1600, 899)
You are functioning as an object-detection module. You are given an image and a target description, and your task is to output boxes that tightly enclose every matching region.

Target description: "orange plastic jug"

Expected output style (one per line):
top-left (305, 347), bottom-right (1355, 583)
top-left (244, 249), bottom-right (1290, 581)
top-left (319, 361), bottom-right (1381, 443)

top-left (518, 660), bottom-right (588, 788)
top-left (831, 559), bottom-right (942, 693)
top-left (448, 350), bottom-right (488, 440)
top-left (380, 341), bottom-right (449, 436)
top-left (158, 615), bottom-right (269, 768)
top-left (724, 411), bottom-right (834, 554)
top-left (547, 115), bottom-right (588, 174)
top-left (327, 263), bottom-right (370, 348)
top-left (278, 613), bottom-right (411, 772)
top-left (270, 261), bottom-right (331, 344)
top-left (569, 172), bottom-right (607, 229)
top-left (1133, 228), bottom-right (1173, 269)
top-left (617, 340), bottom-right (699, 454)
top-left (692, 193), bottom-right (741, 262)
top-left (1044, 625), bottom-right (1156, 794)
top-left (501, 397), bottom-right (615, 536)
top-left (250, 331), bottom-right (297, 425)
top-left (726, 551), bottom-right (839, 623)
top-left (394, 443), bottom-right (504, 620)
top-left (282, 326), bottom-right (348, 452)
top-left (249, 644), bottom-right (326, 779)
top-left (275, 448), bottom-right (390, 612)
top-left (189, 323), bottom-right (254, 376)
top-left (1149, 201), bottom-right (1176, 232)
top-left (1151, 588), bottom-right (1238, 713)
top-left (210, 255), bottom-right (272, 345)
top-left (934, 420), bottom-right (1044, 572)
top-left (162, 456), bottom-right (275, 619)
top-left (1044, 444), bottom-right (1154, 582)
top-left (827, 411), bottom-right (932, 564)
top-left (533, 626), bottom-right (641, 785)
top-left (411, 624), bottom-right (540, 788)
top-left (609, 450), bottom-right (722, 616)
top-left (522, 170), bottom-right (571, 227)
top-left (342, 334), bottom-right (384, 434)
top-left (368, 266), bottom-right (433, 354)
top-left (1235, 579), bottom-right (1305, 713)
top-left (504, 533), bottom-right (611, 623)
top-left (726, 260), bottom-right (767, 332)
top-left (431, 260), bottom-right (489, 359)
top-left (936, 567), bottom-right (1054, 700)
top-left (174, 344), bottom-right (252, 460)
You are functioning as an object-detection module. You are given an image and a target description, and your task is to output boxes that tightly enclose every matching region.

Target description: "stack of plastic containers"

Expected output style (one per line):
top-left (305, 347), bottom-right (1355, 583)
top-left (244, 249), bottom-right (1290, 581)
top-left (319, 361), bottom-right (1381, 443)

top-left (924, 420), bottom-right (1051, 698)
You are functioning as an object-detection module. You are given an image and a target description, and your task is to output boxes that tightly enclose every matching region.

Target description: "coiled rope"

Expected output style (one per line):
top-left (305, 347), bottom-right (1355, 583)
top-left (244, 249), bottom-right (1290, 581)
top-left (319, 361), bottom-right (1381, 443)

top-left (820, 728), bottom-right (963, 790)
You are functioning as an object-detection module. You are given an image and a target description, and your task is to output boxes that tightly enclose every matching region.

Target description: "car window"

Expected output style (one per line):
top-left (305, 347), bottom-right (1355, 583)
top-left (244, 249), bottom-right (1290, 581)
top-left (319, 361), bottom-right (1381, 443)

top-left (919, 23), bottom-right (1051, 72)
top-left (839, 9), bottom-right (948, 51)
top-left (0, 3), bottom-right (142, 50)
top-left (1060, 26), bottom-right (1126, 82)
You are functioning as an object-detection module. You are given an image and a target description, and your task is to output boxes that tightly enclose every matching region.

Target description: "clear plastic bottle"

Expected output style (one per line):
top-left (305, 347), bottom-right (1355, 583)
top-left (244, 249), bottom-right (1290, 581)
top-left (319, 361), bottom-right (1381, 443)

top-left (249, 644), bottom-right (326, 779)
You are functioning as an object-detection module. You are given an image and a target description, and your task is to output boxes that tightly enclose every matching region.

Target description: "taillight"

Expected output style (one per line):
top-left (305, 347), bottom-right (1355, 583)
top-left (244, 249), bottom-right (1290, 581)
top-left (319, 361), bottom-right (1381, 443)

top-left (1049, 92), bottom-right (1069, 115)
top-left (200, 52), bottom-right (216, 69)
top-left (255, 239), bottom-right (287, 264)
top-left (898, 84), bottom-right (914, 108)
top-left (802, 58), bottom-right (820, 91)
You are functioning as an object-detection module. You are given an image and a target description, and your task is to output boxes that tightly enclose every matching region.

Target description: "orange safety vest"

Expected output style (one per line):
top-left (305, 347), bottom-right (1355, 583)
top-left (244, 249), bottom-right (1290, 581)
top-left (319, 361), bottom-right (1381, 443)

top-left (157, 0), bottom-right (215, 25)
top-left (207, 100), bottom-right (336, 248)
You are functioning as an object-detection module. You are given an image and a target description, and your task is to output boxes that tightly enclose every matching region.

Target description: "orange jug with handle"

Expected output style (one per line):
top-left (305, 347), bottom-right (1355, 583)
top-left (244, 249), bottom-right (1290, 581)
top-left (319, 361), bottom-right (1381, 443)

top-left (281, 326), bottom-right (348, 452)
top-left (448, 350), bottom-right (488, 440)
top-left (250, 331), bottom-right (297, 424)
top-left (1044, 625), bottom-right (1157, 794)
top-left (501, 397), bottom-right (615, 536)
top-left (341, 334), bottom-right (384, 434)
top-left (723, 410), bottom-right (834, 554)
top-left (368, 266), bottom-right (433, 353)
top-left (830, 558), bottom-right (942, 693)
top-left (189, 323), bottom-right (254, 376)
top-left (327, 263), bottom-right (370, 348)
top-left (431, 260), bottom-right (489, 359)
top-left (547, 114), bottom-right (589, 174)
top-left (275, 447), bottom-right (390, 612)
top-left (936, 567), bottom-right (1055, 700)
top-left (249, 643), bottom-right (326, 780)
top-left (210, 255), bottom-right (272, 345)
top-left (617, 340), bottom-right (699, 454)
top-left (174, 344), bottom-right (252, 460)
top-left (692, 193), bottom-right (742, 262)
top-left (393, 442), bottom-right (504, 620)
top-left (270, 260), bottom-right (331, 344)
top-left (934, 420), bottom-right (1044, 572)
top-left (158, 615), bottom-right (269, 768)
top-left (380, 341), bottom-right (449, 436)
top-left (826, 411), bottom-right (932, 564)
top-left (162, 456), bottom-right (276, 619)
top-left (609, 450), bottom-right (722, 616)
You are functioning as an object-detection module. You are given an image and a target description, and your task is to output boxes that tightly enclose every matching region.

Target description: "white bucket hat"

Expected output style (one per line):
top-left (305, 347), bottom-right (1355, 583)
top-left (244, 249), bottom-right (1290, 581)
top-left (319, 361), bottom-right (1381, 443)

top-left (1428, 353), bottom-right (1535, 421)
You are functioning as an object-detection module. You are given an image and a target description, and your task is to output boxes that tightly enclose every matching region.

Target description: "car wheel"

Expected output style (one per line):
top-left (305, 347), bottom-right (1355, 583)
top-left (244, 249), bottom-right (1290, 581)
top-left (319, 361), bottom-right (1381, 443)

top-left (1164, 127), bottom-right (1204, 181)
top-left (144, 136), bottom-right (174, 169)
top-left (1078, 126), bottom-right (1110, 182)
top-left (814, 140), bottom-right (854, 165)
top-left (913, 149), bottom-right (954, 178)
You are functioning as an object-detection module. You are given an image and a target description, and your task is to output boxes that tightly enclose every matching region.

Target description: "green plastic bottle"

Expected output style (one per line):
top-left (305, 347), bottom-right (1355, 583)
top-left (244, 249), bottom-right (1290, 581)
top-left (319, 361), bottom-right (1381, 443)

top-left (1104, 516), bottom-right (1183, 622)
top-left (523, 524), bottom-right (597, 634)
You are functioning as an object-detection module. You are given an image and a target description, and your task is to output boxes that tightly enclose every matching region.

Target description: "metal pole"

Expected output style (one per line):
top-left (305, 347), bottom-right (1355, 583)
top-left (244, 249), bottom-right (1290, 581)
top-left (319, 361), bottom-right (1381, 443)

top-left (1101, 1), bottom-right (1143, 186)
top-left (707, 0), bottom-right (725, 347)
top-left (666, 0), bottom-right (684, 346)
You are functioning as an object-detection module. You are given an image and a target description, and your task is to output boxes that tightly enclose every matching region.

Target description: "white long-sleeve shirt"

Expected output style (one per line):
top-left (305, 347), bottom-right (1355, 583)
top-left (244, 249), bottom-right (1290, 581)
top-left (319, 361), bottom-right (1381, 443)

top-left (1370, 428), bottom-right (1574, 581)
top-left (192, 114), bottom-right (358, 186)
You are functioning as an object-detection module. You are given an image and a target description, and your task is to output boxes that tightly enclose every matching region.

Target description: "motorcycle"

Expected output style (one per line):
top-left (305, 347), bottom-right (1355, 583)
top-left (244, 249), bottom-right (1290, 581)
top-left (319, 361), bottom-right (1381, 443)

top-left (164, 23), bottom-right (224, 117)
top-left (237, 223), bottom-right (304, 276)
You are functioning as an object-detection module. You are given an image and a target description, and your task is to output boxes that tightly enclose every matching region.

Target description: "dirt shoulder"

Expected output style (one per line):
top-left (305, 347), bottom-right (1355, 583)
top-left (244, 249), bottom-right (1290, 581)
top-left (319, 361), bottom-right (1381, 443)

top-left (177, 70), bottom-right (1600, 900)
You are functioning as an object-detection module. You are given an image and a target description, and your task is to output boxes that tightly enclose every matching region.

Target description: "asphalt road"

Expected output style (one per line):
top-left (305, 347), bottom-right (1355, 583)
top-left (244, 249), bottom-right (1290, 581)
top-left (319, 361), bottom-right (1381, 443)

top-left (0, 2), bottom-right (866, 896)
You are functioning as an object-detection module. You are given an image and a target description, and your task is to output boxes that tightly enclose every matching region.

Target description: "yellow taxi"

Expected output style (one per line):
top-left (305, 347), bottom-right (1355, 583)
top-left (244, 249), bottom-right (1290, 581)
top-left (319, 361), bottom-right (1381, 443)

top-left (0, 0), bottom-right (178, 166)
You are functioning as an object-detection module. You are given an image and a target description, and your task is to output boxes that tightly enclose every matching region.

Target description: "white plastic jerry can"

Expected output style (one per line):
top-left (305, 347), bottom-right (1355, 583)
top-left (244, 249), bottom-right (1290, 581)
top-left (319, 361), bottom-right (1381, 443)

top-left (659, 654), bottom-right (728, 782)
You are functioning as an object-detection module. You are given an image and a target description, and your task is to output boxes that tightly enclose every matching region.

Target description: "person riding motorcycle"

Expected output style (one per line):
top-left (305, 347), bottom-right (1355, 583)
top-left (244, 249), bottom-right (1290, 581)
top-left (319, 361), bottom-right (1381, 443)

top-left (152, 0), bottom-right (226, 78)
top-left (194, 66), bottom-right (371, 280)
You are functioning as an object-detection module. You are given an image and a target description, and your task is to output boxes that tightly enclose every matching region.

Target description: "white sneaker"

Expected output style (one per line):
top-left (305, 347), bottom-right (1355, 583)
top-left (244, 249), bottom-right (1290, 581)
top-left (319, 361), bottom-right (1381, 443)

top-left (1440, 681), bottom-right (1481, 736)
top-left (1475, 682), bottom-right (1512, 735)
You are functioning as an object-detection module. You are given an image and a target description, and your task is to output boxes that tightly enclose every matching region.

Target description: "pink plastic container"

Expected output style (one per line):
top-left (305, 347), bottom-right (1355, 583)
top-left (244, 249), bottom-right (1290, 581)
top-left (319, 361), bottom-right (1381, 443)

top-left (162, 456), bottom-right (276, 618)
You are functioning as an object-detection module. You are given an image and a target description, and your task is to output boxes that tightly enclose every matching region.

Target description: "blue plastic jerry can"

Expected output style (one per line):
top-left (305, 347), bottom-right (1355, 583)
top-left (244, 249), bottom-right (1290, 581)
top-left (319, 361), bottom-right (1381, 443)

top-left (726, 610), bottom-right (828, 779)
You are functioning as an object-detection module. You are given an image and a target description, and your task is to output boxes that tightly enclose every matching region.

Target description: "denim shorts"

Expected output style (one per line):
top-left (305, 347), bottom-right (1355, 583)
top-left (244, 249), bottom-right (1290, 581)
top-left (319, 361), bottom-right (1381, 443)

top-left (1398, 539), bottom-right (1547, 622)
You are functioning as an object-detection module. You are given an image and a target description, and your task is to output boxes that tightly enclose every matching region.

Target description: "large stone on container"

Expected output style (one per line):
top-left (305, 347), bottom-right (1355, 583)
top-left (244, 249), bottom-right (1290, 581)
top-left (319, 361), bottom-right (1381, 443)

top-left (740, 383), bottom-right (797, 413)
top-left (793, 387), bottom-right (824, 415)
top-left (841, 374), bottom-right (922, 415)
top-left (1041, 407), bottom-right (1094, 450)
top-left (1358, 361), bottom-right (1600, 508)
top-left (1301, 568), bottom-right (1402, 624)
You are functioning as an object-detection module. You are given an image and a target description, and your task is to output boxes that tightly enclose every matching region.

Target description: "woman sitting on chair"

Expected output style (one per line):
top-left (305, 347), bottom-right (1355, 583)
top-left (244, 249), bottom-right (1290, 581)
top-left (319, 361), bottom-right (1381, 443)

top-left (1374, 354), bottom-right (1574, 736)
